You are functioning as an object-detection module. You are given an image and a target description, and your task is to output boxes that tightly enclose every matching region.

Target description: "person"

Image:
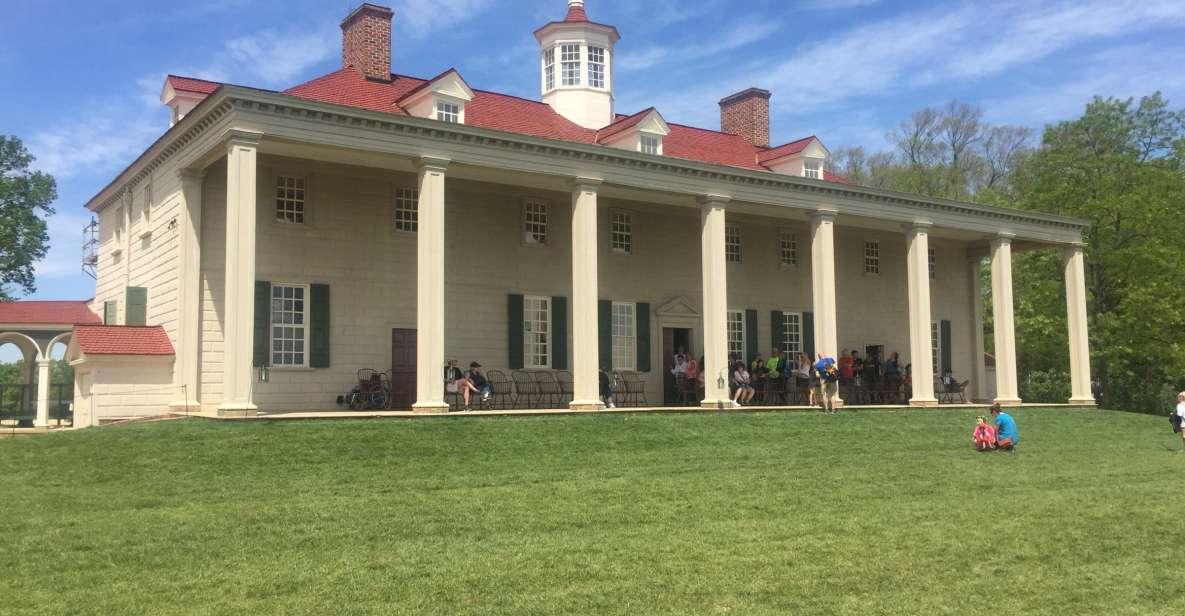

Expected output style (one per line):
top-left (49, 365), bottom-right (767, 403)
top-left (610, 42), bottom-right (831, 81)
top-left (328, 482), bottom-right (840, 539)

top-left (991, 404), bottom-right (1019, 451)
top-left (751, 353), bottom-right (769, 390)
top-left (972, 416), bottom-right (997, 451)
top-left (467, 361), bottom-right (492, 405)
top-left (1176, 392), bottom-right (1185, 452)
top-left (884, 352), bottom-right (902, 383)
top-left (765, 349), bottom-right (783, 379)
top-left (849, 350), bottom-right (863, 385)
top-left (750, 353), bottom-right (765, 374)
top-left (599, 369), bottom-right (616, 409)
top-left (815, 353), bottom-right (839, 413)
top-left (795, 352), bottom-right (812, 392)
top-left (862, 353), bottom-right (880, 385)
top-left (671, 352), bottom-right (687, 377)
top-left (444, 359), bottom-right (481, 411)
top-left (683, 354), bottom-right (700, 383)
top-left (839, 349), bottom-right (854, 384)
top-left (942, 368), bottom-right (958, 392)
top-left (732, 361), bottom-right (755, 407)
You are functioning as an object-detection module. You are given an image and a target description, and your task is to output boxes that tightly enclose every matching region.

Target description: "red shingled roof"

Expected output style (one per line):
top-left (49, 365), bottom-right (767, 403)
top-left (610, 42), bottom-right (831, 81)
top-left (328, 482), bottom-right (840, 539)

top-left (74, 325), bottom-right (174, 356)
top-left (0, 301), bottom-right (100, 326)
top-left (756, 136), bottom-right (819, 165)
top-left (166, 75), bottom-right (222, 95)
top-left (565, 2), bottom-right (589, 22)
top-left (597, 108), bottom-right (655, 142)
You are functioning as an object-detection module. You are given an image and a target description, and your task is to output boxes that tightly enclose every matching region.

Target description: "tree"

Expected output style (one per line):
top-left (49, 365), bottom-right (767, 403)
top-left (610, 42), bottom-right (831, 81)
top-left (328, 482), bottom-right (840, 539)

top-left (1009, 94), bottom-right (1185, 412)
top-left (0, 136), bottom-right (56, 300)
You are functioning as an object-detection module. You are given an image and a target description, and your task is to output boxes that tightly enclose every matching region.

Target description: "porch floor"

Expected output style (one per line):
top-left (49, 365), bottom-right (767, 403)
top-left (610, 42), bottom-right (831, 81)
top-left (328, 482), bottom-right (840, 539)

top-left (180, 402), bottom-right (1093, 421)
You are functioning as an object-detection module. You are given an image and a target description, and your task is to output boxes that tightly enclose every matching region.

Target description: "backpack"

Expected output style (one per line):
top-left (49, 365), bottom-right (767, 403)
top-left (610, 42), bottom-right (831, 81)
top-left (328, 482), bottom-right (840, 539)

top-left (1171, 410), bottom-right (1183, 434)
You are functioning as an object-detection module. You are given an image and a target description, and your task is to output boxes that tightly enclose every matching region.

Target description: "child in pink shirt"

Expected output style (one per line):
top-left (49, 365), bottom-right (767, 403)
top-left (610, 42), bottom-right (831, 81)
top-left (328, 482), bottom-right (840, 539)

top-left (972, 416), bottom-right (997, 451)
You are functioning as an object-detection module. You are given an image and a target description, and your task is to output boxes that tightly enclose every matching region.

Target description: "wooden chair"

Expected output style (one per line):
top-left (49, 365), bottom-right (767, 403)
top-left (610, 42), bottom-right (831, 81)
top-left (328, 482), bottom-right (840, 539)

top-left (556, 370), bottom-right (574, 405)
top-left (535, 371), bottom-right (562, 408)
top-left (956, 380), bottom-right (970, 404)
top-left (486, 370), bottom-right (513, 409)
top-left (511, 370), bottom-right (539, 408)
top-left (621, 371), bottom-right (646, 407)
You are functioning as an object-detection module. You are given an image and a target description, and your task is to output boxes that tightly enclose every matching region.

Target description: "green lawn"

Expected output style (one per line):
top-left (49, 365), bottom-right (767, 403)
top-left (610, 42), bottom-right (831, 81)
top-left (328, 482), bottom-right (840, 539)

top-left (1, 408), bottom-right (1182, 615)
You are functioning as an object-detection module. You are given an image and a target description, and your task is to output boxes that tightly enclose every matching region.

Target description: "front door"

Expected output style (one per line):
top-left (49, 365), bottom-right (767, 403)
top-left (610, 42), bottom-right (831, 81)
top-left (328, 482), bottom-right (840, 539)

top-left (390, 329), bottom-right (416, 410)
top-left (662, 327), bottom-right (693, 405)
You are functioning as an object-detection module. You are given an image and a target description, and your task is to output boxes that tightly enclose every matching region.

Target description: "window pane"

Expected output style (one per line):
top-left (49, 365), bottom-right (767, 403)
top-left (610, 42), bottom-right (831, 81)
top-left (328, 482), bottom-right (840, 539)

top-left (864, 241), bottom-right (880, 274)
top-left (524, 200), bottom-right (548, 244)
top-left (779, 231), bottom-right (798, 266)
top-left (610, 211), bottom-right (632, 254)
top-left (271, 284), bottom-right (308, 366)
top-left (276, 176), bottom-right (306, 224)
top-left (727, 311), bottom-right (745, 359)
top-left (524, 297), bottom-right (551, 368)
top-left (611, 303), bottom-right (636, 370)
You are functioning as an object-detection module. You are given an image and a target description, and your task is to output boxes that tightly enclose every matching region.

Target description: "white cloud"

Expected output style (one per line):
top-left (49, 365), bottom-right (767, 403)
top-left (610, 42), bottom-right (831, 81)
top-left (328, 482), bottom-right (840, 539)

top-left (392, 0), bottom-right (495, 39)
top-left (186, 29), bottom-right (337, 88)
top-left (28, 114), bottom-right (162, 180)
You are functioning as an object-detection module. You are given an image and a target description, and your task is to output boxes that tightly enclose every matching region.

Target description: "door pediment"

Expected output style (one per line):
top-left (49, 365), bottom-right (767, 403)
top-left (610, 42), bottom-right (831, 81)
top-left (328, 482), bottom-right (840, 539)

top-left (656, 296), bottom-right (700, 318)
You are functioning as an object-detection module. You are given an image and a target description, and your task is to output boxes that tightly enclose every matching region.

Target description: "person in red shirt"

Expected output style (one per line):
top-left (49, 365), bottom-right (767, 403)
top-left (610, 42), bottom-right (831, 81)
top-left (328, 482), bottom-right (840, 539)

top-left (839, 349), bottom-right (856, 384)
top-left (972, 416), bottom-right (997, 451)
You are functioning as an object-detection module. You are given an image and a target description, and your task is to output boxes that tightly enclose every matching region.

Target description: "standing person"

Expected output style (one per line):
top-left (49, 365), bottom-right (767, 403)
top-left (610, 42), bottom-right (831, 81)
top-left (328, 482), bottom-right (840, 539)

top-left (732, 361), bottom-right (755, 407)
top-left (991, 404), bottom-right (1020, 451)
top-left (795, 352), bottom-right (812, 391)
top-left (815, 353), bottom-right (839, 413)
top-left (839, 349), bottom-right (854, 384)
top-left (599, 369), bottom-right (616, 409)
top-left (671, 352), bottom-right (687, 378)
top-left (765, 349), bottom-right (783, 379)
top-left (1175, 392), bottom-right (1185, 451)
top-left (467, 361), bottom-right (492, 405)
top-left (884, 352), bottom-right (901, 383)
top-left (444, 359), bottom-right (481, 411)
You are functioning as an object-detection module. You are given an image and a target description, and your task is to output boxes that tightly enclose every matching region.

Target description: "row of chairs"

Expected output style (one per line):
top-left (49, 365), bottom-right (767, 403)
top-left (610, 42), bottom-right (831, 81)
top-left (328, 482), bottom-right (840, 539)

top-left (447, 369), bottom-right (649, 410)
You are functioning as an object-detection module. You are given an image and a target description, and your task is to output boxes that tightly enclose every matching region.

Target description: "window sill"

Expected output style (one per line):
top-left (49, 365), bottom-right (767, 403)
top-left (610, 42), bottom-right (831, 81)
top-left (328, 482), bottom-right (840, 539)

top-left (268, 366), bottom-right (317, 372)
top-left (139, 230), bottom-right (153, 240)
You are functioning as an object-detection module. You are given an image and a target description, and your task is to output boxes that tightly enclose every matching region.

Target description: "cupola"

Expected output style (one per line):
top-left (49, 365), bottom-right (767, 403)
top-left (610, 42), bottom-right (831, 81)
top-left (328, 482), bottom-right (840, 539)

top-left (534, 1), bottom-right (621, 129)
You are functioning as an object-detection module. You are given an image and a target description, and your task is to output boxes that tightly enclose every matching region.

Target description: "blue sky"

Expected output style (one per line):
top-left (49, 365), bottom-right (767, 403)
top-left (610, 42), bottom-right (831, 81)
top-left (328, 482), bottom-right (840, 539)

top-left (3, 0), bottom-right (1185, 304)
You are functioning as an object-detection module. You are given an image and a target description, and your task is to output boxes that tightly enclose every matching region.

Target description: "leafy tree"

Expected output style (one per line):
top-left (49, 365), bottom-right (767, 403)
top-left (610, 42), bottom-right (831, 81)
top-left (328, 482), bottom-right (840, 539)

top-left (1010, 94), bottom-right (1185, 412)
top-left (0, 135), bottom-right (56, 300)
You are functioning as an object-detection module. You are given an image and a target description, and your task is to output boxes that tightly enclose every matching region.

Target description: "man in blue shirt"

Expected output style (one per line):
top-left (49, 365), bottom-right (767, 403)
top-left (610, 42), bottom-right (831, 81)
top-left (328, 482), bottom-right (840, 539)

top-left (991, 404), bottom-right (1019, 451)
top-left (814, 353), bottom-right (839, 413)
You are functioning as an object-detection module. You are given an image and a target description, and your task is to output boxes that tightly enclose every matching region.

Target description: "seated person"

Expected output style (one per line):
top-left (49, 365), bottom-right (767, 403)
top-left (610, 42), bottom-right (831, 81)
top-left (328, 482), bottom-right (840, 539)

top-left (732, 361), bottom-right (756, 407)
top-left (972, 416), bottom-right (997, 451)
top-left (752, 357), bottom-right (770, 388)
top-left (942, 369), bottom-right (958, 392)
top-left (991, 404), bottom-right (1019, 450)
top-left (467, 361), bottom-right (492, 402)
top-left (444, 359), bottom-right (481, 411)
top-left (750, 353), bottom-right (765, 374)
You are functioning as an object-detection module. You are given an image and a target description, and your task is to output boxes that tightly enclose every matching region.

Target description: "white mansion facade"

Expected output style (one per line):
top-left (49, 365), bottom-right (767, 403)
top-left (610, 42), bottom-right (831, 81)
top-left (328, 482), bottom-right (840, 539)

top-left (60, 1), bottom-right (1094, 420)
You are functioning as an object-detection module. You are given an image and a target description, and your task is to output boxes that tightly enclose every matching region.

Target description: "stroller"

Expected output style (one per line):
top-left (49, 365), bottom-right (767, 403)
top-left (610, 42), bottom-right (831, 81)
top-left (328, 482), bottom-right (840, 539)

top-left (346, 369), bottom-right (391, 410)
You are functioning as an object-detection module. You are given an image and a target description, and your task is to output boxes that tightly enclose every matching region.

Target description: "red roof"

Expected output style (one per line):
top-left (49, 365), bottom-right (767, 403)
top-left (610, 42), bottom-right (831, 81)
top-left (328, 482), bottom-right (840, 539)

top-left (565, 2), bottom-right (589, 22)
top-left (0, 301), bottom-right (100, 326)
top-left (166, 75), bottom-right (221, 95)
top-left (597, 108), bottom-right (655, 142)
top-left (756, 136), bottom-right (819, 164)
top-left (74, 325), bottom-right (175, 356)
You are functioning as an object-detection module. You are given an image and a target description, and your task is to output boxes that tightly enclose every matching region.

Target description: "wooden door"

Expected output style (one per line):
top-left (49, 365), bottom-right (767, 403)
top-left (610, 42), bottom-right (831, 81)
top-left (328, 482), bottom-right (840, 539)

top-left (390, 329), bottom-right (417, 410)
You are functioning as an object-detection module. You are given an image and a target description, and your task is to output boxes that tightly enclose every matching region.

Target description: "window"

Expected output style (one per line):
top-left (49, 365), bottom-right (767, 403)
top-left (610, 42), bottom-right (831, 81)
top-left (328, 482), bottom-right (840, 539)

top-left (394, 187), bottom-right (418, 233)
top-left (931, 321), bottom-right (941, 376)
top-left (727, 310), bottom-right (746, 359)
top-left (864, 240), bottom-right (880, 274)
top-left (928, 247), bottom-right (937, 279)
top-left (435, 101), bottom-right (460, 123)
top-left (523, 296), bottom-right (551, 369)
top-left (640, 134), bottom-right (660, 155)
top-left (103, 300), bottom-right (117, 325)
top-left (611, 302), bottom-right (636, 370)
top-left (561, 44), bottom-right (581, 86)
top-left (271, 284), bottom-right (308, 367)
top-left (276, 176), bottom-right (306, 224)
top-left (115, 206), bottom-right (125, 242)
top-left (523, 199), bottom-right (549, 245)
top-left (543, 48), bottom-right (556, 91)
top-left (588, 46), bottom-right (606, 88)
top-left (142, 182), bottom-right (152, 225)
top-left (610, 210), bottom-right (632, 254)
top-left (779, 230), bottom-right (798, 266)
top-left (726, 225), bottom-right (742, 263)
top-left (781, 312), bottom-right (803, 356)
top-left (804, 160), bottom-right (823, 179)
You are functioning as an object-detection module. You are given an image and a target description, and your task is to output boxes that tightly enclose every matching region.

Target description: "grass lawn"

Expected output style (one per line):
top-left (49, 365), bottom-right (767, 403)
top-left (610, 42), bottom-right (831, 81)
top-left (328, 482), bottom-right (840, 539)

top-left (1, 408), bottom-right (1182, 615)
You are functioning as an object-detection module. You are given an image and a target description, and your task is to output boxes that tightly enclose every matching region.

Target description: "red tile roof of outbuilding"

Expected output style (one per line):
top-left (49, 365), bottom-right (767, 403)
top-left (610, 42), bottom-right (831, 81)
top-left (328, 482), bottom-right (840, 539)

top-left (73, 325), bottom-right (175, 356)
top-left (166, 75), bottom-right (222, 95)
top-left (0, 301), bottom-right (100, 326)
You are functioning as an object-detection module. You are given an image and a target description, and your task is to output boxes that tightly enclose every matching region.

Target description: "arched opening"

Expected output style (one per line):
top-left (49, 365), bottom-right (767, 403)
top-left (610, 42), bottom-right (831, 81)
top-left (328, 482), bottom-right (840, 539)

top-left (44, 335), bottom-right (74, 426)
top-left (0, 332), bottom-right (40, 427)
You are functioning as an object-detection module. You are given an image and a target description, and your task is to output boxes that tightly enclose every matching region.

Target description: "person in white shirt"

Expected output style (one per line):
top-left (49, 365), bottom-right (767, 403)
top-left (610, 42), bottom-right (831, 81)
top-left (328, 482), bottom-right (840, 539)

top-left (1176, 392), bottom-right (1185, 451)
top-left (732, 361), bottom-right (755, 407)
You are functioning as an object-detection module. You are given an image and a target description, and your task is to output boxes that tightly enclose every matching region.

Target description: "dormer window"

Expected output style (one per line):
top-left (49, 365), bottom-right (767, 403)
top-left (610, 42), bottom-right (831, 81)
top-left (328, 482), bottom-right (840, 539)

top-left (640, 134), bottom-right (661, 155)
top-left (436, 101), bottom-right (460, 123)
top-left (561, 44), bottom-right (581, 86)
top-left (588, 46), bottom-right (606, 88)
top-left (804, 160), bottom-right (822, 179)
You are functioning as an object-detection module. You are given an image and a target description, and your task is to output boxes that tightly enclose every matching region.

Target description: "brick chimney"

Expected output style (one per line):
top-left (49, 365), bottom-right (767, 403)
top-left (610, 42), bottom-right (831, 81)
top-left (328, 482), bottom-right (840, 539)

top-left (719, 88), bottom-right (772, 148)
top-left (341, 3), bottom-right (394, 82)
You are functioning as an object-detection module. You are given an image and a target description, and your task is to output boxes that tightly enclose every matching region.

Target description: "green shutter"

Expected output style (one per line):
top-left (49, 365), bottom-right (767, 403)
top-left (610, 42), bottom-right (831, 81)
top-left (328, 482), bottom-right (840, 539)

top-left (745, 309), bottom-right (758, 362)
top-left (803, 312), bottom-right (815, 359)
top-left (551, 296), bottom-right (568, 370)
top-left (941, 319), bottom-right (953, 374)
top-left (103, 301), bottom-right (117, 325)
top-left (508, 295), bottom-right (524, 369)
top-left (310, 284), bottom-right (330, 369)
top-left (636, 303), bottom-right (651, 372)
top-left (125, 287), bottom-right (147, 326)
top-left (771, 311), bottom-right (785, 355)
top-left (598, 300), bottom-right (612, 371)
top-left (253, 281), bottom-right (271, 368)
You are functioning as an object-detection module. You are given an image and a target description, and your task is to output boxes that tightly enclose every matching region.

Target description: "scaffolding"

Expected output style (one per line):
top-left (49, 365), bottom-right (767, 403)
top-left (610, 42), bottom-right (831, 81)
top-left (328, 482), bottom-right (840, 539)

top-left (81, 217), bottom-right (99, 279)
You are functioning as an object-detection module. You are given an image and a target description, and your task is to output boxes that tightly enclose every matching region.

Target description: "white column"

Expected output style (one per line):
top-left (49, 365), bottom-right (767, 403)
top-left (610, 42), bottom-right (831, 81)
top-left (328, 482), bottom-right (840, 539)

top-left (34, 358), bottom-right (51, 427)
top-left (219, 131), bottom-right (261, 417)
top-left (171, 169), bottom-right (204, 412)
top-left (906, 223), bottom-right (938, 406)
top-left (969, 257), bottom-right (989, 402)
top-left (570, 178), bottom-right (603, 410)
top-left (990, 234), bottom-right (1021, 405)
top-left (810, 210), bottom-right (842, 389)
top-left (1064, 244), bottom-right (1095, 405)
top-left (700, 195), bottom-right (730, 408)
top-left (413, 156), bottom-right (450, 413)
